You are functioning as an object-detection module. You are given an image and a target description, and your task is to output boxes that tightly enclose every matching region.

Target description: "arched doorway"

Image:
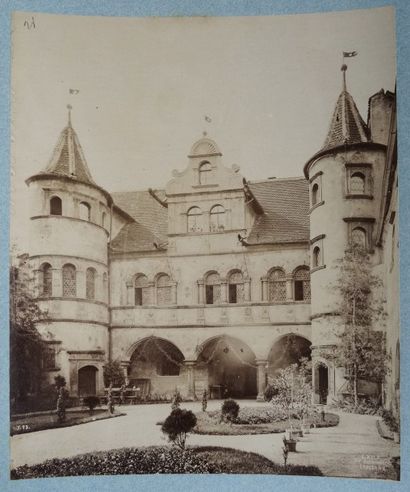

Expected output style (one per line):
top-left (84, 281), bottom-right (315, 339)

top-left (267, 334), bottom-right (311, 379)
top-left (197, 336), bottom-right (257, 399)
top-left (128, 337), bottom-right (185, 398)
top-left (78, 365), bottom-right (98, 396)
top-left (314, 363), bottom-right (329, 404)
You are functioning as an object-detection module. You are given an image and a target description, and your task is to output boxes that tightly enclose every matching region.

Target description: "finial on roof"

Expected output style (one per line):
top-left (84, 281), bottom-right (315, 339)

top-left (67, 104), bottom-right (72, 127)
top-left (341, 63), bottom-right (348, 92)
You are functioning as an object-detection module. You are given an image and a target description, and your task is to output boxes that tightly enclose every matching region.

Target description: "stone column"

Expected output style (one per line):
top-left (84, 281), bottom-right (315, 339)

top-left (53, 268), bottom-right (62, 297)
top-left (120, 361), bottom-right (130, 386)
top-left (256, 360), bottom-right (268, 401)
top-left (261, 276), bottom-right (269, 301)
top-left (244, 277), bottom-right (251, 302)
top-left (184, 360), bottom-right (196, 400)
top-left (285, 275), bottom-right (293, 301)
top-left (76, 269), bottom-right (86, 298)
top-left (197, 280), bottom-right (204, 304)
top-left (147, 281), bottom-right (155, 305)
top-left (126, 281), bottom-right (134, 305)
top-left (220, 279), bottom-right (228, 304)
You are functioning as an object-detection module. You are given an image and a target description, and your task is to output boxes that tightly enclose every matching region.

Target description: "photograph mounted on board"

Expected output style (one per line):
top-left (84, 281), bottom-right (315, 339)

top-left (9, 6), bottom-right (399, 480)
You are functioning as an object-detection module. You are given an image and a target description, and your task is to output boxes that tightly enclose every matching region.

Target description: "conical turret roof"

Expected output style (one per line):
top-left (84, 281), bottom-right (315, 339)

top-left (42, 120), bottom-right (96, 185)
top-left (322, 89), bottom-right (369, 150)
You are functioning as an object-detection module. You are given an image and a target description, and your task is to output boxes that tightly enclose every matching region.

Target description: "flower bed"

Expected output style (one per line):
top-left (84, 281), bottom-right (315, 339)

top-left (194, 407), bottom-right (339, 435)
top-left (11, 446), bottom-right (323, 478)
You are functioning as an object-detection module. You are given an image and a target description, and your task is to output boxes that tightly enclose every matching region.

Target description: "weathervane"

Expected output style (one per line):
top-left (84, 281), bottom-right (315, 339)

top-left (341, 51), bottom-right (358, 91)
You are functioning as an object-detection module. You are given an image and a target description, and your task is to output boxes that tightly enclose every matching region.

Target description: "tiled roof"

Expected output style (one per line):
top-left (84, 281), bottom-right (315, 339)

top-left (247, 178), bottom-right (310, 244)
top-left (110, 178), bottom-right (310, 253)
top-left (323, 90), bottom-right (369, 149)
top-left (41, 124), bottom-right (96, 185)
top-left (110, 190), bottom-right (168, 253)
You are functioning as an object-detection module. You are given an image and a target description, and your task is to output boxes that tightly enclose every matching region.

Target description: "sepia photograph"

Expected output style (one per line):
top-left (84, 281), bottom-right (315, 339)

top-left (8, 6), bottom-right (400, 482)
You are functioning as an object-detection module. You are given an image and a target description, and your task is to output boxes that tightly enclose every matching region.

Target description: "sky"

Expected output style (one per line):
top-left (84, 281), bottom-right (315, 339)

top-left (10, 7), bottom-right (396, 251)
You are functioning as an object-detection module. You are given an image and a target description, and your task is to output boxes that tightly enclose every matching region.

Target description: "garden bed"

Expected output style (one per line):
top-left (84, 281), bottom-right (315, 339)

top-left (193, 407), bottom-right (339, 435)
top-left (11, 445), bottom-right (323, 478)
top-left (10, 409), bottom-right (124, 435)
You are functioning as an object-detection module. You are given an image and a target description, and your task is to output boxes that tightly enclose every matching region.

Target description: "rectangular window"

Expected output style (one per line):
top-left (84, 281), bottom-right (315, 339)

top-left (135, 288), bottom-right (143, 306)
top-left (229, 284), bottom-right (237, 303)
top-left (43, 347), bottom-right (56, 370)
top-left (294, 281), bottom-right (304, 301)
top-left (206, 285), bottom-right (214, 304)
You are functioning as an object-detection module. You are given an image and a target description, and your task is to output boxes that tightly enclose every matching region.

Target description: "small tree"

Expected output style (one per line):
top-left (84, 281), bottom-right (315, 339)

top-left (171, 389), bottom-right (182, 410)
top-left (201, 390), bottom-right (208, 412)
top-left (270, 362), bottom-right (313, 427)
top-left (83, 396), bottom-right (100, 415)
top-left (56, 387), bottom-right (66, 423)
top-left (103, 360), bottom-right (125, 387)
top-left (10, 261), bottom-right (48, 406)
top-left (161, 408), bottom-right (197, 450)
top-left (221, 399), bottom-right (240, 423)
top-left (333, 245), bottom-right (389, 407)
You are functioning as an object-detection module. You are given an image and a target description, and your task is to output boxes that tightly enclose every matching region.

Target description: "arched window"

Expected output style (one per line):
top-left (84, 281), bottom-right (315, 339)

top-left (101, 212), bottom-right (107, 228)
top-left (62, 263), bottom-right (76, 297)
top-left (79, 201), bottom-right (91, 221)
top-left (134, 274), bottom-right (150, 306)
top-left (50, 196), bottom-right (62, 215)
top-left (86, 267), bottom-right (96, 300)
top-left (313, 246), bottom-right (321, 268)
top-left (294, 267), bottom-right (310, 301)
top-left (350, 172), bottom-right (366, 193)
top-left (210, 205), bottom-right (225, 232)
top-left (268, 268), bottom-right (286, 302)
top-left (311, 183), bottom-right (319, 206)
top-left (156, 274), bottom-right (172, 305)
top-left (199, 161), bottom-right (212, 185)
top-left (187, 206), bottom-right (203, 233)
top-left (228, 270), bottom-right (245, 304)
top-left (41, 263), bottom-right (52, 296)
top-left (351, 227), bottom-right (367, 249)
top-left (205, 272), bottom-right (221, 305)
top-left (103, 272), bottom-right (108, 302)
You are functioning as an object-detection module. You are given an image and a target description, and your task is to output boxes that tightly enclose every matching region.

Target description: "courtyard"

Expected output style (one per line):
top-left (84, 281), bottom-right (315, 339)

top-left (10, 400), bottom-right (399, 479)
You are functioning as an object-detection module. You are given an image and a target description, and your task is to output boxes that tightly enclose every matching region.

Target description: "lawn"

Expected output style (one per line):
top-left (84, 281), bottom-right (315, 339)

top-left (194, 407), bottom-right (339, 435)
top-left (11, 445), bottom-right (323, 478)
top-left (10, 409), bottom-right (124, 435)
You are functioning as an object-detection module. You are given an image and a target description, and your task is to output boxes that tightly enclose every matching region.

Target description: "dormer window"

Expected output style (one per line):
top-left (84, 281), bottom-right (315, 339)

top-left (210, 205), bottom-right (225, 232)
top-left (187, 206), bottom-right (203, 233)
top-left (199, 161), bottom-right (212, 185)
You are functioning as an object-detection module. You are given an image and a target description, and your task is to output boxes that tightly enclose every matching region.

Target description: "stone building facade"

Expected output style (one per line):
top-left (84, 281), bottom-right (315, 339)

top-left (24, 78), bottom-right (399, 411)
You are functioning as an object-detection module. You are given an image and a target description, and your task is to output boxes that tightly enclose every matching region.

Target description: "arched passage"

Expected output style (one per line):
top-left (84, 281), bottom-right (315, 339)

top-left (267, 334), bottom-right (311, 379)
top-left (78, 365), bottom-right (98, 397)
top-left (128, 337), bottom-right (185, 398)
top-left (197, 335), bottom-right (257, 399)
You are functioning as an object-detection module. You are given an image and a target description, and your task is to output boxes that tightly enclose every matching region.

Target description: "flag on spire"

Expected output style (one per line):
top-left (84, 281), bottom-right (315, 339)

top-left (343, 51), bottom-right (358, 58)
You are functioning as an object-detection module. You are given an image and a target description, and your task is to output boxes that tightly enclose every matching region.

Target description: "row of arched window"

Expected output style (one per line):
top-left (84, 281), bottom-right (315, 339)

top-left (49, 195), bottom-right (108, 228)
top-left (187, 204), bottom-right (226, 233)
top-left (130, 266), bottom-right (311, 306)
top-left (40, 262), bottom-right (107, 301)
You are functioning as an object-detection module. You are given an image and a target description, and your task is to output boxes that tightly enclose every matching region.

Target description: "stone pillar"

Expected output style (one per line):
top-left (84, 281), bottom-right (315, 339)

top-left (172, 281), bottom-right (178, 304)
top-left (53, 268), bottom-right (62, 297)
top-left (76, 269), bottom-right (86, 298)
top-left (285, 275), bottom-right (293, 301)
top-left (185, 360), bottom-right (196, 400)
top-left (256, 360), bottom-right (268, 401)
top-left (126, 281), bottom-right (134, 305)
top-left (120, 361), bottom-right (130, 386)
top-left (220, 279), bottom-right (228, 304)
top-left (261, 276), bottom-right (269, 301)
top-left (244, 277), bottom-right (251, 302)
top-left (147, 281), bottom-right (155, 305)
top-left (197, 279), bottom-right (204, 304)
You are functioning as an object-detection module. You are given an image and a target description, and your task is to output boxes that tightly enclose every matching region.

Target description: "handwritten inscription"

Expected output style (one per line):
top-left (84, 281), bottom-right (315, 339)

top-left (24, 17), bottom-right (36, 30)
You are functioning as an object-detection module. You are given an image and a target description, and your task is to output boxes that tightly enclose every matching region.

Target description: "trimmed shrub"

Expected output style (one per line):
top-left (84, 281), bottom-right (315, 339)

top-left (161, 408), bottom-right (197, 449)
top-left (263, 384), bottom-right (279, 402)
top-left (83, 396), bottom-right (100, 414)
top-left (221, 399), bottom-right (240, 422)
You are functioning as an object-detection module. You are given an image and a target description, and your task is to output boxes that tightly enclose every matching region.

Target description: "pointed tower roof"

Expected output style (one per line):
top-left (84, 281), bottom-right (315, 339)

top-left (42, 107), bottom-right (96, 185)
top-left (322, 89), bottom-right (369, 149)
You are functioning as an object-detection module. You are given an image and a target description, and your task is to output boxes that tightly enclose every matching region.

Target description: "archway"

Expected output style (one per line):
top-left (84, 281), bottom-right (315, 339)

top-left (78, 365), bottom-right (98, 396)
top-left (197, 336), bottom-right (257, 399)
top-left (128, 337), bottom-right (185, 398)
top-left (267, 334), bottom-right (311, 379)
top-left (314, 363), bottom-right (329, 404)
